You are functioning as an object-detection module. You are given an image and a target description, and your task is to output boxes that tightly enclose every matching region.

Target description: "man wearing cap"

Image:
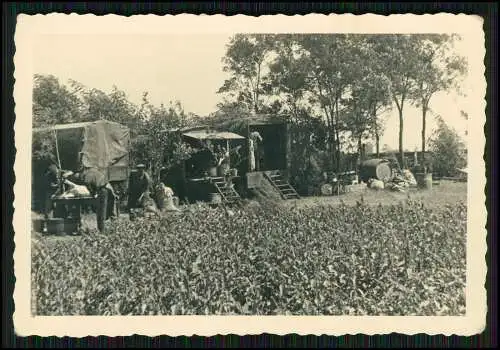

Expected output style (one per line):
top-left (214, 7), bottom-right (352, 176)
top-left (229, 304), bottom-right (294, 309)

top-left (70, 166), bottom-right (117, 232)
top-left (127, 164), bottom-right (153, 219)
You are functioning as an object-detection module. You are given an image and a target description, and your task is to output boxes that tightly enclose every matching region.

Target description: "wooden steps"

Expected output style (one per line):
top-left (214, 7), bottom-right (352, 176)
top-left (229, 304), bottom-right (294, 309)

top-left (211, 177), bottom-right (242, 205)
top-left (264, 172), bottom-right (300, 200)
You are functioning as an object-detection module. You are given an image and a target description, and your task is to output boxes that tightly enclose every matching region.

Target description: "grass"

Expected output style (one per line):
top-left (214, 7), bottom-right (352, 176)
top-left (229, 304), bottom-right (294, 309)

top-left (32, 180), bottom-right (466, 237)
top-left (30, 180), bottom-right (467, 316)
top-left (284, 180), bottom-right (467, 210)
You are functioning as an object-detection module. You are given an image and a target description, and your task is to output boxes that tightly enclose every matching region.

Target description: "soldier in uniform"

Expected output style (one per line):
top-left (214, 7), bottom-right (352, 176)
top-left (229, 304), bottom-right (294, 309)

top-left (71, 167), bottom-right (117, 232)
top-left (41, 156), bottom-right (62, 233)
top-left (127, 164), bottom-right (153, 220)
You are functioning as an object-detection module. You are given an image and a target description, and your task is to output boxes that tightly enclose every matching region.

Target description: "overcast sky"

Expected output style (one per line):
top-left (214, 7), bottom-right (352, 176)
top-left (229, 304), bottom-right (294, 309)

top-left (33, 34), bottom-right (472, 151)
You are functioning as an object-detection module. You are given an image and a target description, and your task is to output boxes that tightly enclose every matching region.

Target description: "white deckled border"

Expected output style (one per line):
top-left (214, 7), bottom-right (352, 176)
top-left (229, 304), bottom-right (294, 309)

top-left (13, 13), bottom-right (487, 337)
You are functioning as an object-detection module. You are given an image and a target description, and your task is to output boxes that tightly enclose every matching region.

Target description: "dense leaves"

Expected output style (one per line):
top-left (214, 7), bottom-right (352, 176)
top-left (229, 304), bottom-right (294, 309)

top-left (32, 76), bottom-right (197, 181)
top-left (218, 34), bottom-right (467, 167)
top-left (428, 116), bottom-right (467, 177)
top-left (33, 199), bottom-right (466, 316)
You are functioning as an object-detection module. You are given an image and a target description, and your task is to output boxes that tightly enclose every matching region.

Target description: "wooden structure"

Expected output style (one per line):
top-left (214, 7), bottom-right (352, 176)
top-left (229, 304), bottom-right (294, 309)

top-left (263, 171), bottom-right (300, 200)
top-left (214, 114), bottom-right (300, 200)
top-left (162, 127), bottom-right (246, 205)
top-left (50, 196), bottom-right (97, 231)
top-left (162, 114), bottom-right (300, 203)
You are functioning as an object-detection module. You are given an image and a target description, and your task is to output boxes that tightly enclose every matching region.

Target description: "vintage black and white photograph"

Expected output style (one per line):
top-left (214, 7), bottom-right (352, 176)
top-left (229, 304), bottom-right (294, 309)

top-left (14, 14), bottom-right (486, 336)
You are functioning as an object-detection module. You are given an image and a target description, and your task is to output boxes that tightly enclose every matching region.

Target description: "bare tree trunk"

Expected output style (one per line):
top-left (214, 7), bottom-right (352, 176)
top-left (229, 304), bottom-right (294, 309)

top-left (372, 104), bottom-right (380, 158)
top-left (399, 116), bottom-right (404, 167)
top-left (332, 127), bottom-right (338, 171)
top-left (335, 97), bottom-right (341, 171)
top-left (421, 103), bottom-right (427, 164)
top-left (358, 134), bottom-right (363, 157)
top-left (255, 62), bottom-right (262, 114)
top-left (325, 112), bottom-right (334, 171)
top-left (397, 106), bottom-right (404, 168)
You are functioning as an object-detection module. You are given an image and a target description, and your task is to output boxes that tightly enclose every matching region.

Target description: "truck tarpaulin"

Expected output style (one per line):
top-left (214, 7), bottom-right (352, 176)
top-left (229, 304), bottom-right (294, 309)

top-left (33, 120), bottom-right (130, 182)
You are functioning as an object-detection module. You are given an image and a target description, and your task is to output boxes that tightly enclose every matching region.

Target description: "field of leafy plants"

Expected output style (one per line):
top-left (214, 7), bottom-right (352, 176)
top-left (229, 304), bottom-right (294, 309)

top-left (32, 197), bottom-right (467, 316)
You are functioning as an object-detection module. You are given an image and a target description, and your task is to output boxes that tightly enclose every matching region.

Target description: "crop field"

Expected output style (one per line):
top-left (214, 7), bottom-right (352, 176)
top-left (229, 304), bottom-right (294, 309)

top-left (31, 181), bottom-right (467, 316)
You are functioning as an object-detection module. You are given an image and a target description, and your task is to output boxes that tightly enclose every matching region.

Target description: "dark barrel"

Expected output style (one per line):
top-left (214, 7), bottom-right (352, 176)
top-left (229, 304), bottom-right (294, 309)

top-left (415, 172), bottom-right (433, 190)
top-left (359, 159), bottom-right (392, 183)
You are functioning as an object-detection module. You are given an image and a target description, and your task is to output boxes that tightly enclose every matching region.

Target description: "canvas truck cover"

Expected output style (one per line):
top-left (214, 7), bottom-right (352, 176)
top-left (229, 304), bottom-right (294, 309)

top-left (33, 120), bottom-right (130, 182)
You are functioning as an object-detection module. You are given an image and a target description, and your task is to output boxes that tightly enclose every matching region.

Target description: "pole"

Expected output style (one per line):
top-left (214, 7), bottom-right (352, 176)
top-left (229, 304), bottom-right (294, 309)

top-left (53, 129), bottom-right (62, 169)
top-left (53, 129), bottom-right (63, 195)
top-left (247, 121), bottom-right (251, 172)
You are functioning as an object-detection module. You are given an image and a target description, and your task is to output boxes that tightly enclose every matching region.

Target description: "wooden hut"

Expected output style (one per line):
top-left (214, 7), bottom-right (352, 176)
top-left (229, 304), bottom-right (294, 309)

top-left (212, 113), bottom-right (300, 200)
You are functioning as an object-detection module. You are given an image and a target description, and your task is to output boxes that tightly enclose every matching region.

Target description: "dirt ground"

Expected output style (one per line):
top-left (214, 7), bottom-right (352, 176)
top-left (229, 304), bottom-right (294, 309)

top-left (281, 180), bottom-right (467, 209)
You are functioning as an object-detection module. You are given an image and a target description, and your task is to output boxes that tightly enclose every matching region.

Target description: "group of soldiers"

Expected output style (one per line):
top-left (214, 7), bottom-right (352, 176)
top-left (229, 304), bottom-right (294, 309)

top-left (42, 157), bottom-right (154, 233)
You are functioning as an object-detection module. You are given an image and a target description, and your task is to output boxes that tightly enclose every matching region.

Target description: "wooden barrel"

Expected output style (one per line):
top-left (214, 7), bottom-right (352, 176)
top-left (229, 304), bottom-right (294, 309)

top-left (360, 159), bottom-right (392, 182)
top-left (416, 173), bottom-right (433, 190)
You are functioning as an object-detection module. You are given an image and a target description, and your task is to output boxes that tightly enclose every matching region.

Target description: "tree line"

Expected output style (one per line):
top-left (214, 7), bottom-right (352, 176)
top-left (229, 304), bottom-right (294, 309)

top-left (32, 34), bottom-right (467, 192)
top-left (216, 34), bottom-right (467, 169)
top-left (32, 74), bottom-right (202, 180)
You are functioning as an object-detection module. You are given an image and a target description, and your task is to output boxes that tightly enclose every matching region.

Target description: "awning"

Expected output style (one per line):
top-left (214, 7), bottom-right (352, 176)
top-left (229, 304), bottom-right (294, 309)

top-left (182, 130), bottom-right (245, 140)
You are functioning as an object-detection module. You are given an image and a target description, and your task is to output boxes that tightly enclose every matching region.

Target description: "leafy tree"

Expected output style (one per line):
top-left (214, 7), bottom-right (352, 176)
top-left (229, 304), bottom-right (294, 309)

top-left (298, 34), bottom-right (358, 171)
top-left (412, 34), bottom-right (467, 162)
top-left (218, 34), bottom-right (276, 113)
top-left (370, 35), bottom-right (421, 166)
top-left (131, 99), bottom-right (195, 181)
top-left (428, 116), bottom-right (467, 177)
top-left (266, 34), bottom-right (358, 171)
top-left (350, 37), bottom-right (393, 157)
top-left (33, 74), bottom-right (82, 127)
top-left (343, 48), bottom-right (392, 158)
top-left (32, 74), bottom-right (197, 194)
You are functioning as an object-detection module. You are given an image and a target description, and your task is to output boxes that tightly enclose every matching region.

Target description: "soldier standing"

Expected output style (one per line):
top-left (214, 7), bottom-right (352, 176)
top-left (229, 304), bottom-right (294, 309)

top-left (41, 156), bottom-right (62, 233)
top-left (249, 131), bottom-right (263, 171)
top-left (127, 164), bottom-right (153, 220)
top-left (71, 167), bottom-right (116, 232)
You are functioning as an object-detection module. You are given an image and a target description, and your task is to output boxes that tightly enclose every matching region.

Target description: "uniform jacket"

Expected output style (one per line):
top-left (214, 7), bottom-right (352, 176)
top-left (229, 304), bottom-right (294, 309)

top-left (128, 171), bottom-right (152, 199)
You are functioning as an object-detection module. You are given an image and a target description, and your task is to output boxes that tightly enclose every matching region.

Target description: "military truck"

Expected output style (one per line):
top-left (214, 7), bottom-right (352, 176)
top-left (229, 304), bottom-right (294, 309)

top-left (32, 120), bottom-right (131, 211)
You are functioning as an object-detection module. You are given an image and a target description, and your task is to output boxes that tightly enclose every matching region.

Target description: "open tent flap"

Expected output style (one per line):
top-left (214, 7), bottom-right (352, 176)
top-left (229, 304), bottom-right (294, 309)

top-left (54, 127), bottom-right (85, 171)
